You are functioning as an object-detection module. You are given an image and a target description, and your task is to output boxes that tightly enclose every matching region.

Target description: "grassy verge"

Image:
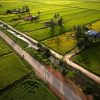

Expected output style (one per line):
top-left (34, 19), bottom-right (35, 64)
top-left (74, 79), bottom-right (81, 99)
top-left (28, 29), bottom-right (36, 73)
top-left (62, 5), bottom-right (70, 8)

top-left (0, 37), bottom-right (11, 56)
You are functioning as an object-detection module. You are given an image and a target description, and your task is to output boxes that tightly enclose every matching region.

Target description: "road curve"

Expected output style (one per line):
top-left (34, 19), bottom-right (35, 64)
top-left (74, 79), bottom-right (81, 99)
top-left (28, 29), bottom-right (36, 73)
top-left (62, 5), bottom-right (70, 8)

top-left (64, 52), bottom-right (100, 84)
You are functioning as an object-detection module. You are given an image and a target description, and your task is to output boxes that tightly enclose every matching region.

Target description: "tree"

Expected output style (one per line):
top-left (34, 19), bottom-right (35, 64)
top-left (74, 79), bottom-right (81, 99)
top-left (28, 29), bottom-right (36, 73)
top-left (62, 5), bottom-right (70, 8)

top-left (6, 10), bottom-right (11, 14)
top-left (54, 13), bottom-right (58, 19)
top-left (44, 48), bottom-right (51, 57)
top-left (38, 11), bottom-right (40, 15)
top-left (50, 19), bottom-right (57, 27)
top-left (25, 5), bottom-right (30, 12)
top-left (77, 38), bottom-right (85, 49)
top-left (74, 25), bottom-right (95, 49)
top-left (37, 43), bottom-right (43, 48)
top-left (58, 17), bottom-right (63, 26)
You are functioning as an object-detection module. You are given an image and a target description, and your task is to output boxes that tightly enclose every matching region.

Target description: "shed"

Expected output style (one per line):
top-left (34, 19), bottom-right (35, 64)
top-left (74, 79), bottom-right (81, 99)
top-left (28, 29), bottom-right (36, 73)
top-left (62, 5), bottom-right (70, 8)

top-left (85, 30), bottom-right (97, 36)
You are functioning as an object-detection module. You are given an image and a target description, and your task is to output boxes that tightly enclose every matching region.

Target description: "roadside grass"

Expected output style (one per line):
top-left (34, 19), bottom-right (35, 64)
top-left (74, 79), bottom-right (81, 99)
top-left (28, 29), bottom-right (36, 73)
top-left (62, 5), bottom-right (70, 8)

top-left (0, 38), bottom-right (11, 56)
top-left (0, 53), bottom-right (30, 89)
top-left (0, 28), bottom-right (28, 49)
top-left (73, 44), bottom-right (100, 76)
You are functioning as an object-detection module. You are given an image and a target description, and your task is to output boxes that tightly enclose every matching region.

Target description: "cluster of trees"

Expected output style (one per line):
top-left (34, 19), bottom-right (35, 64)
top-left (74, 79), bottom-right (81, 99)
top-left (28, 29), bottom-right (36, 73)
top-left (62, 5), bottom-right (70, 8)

top-left (6, 5), bottom-right (29, 14)
top-left (37, 43), bottom-right (70, 75)
top-left (45, 13), bottom-right (63, 27)
top-left (54, 13), bottom-right (63, 26)
top-left (74, 25), bottom-right (100, 49)
top-left (59, 60), bottom-right (68, 75)
top-left (37, 43), bottom-right (51, 58)
top-left (27, 47), bottom-right (50, 65)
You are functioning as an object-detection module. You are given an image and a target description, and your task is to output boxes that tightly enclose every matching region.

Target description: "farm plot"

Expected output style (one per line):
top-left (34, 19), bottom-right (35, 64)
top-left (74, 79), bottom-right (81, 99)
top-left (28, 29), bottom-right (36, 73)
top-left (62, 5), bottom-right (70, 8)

top-left (42, 32), bottom-right (77, 55)
top-left (88, 20), bottom-right (100, 32)
top-left (0, 75), bottom-right (58, 100)
top-left (73, 44), bottom-right (100, 76)
top-left (0, 38), bottom-right (29, 90)
top-left (0, 38), bottom-right (11, 56)
top-left (0, 53), bottom-right (30, 90)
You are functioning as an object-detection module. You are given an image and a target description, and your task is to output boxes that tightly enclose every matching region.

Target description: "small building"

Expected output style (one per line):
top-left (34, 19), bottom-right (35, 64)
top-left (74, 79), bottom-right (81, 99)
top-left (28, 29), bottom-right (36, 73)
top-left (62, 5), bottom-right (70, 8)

top-left (24, 15), bottom-right (33, 21)
top-left (85, 30), bottom-right (97, 36)
top-left (24, 15), bottom-right (39, 21)
top-left (85, 30), bottom-right (100, 38)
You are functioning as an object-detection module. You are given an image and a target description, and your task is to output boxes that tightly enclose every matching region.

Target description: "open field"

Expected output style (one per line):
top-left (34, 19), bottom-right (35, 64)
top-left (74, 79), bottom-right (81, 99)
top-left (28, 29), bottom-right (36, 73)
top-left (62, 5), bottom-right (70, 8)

top-left (42, 20), bottom-right (100, 55)
top-left (0, 75), bottom-right (58, 100)
top-left (0, 53), bottom-right (30, 89)
top-left (73, 44), bottom-right (100, 76)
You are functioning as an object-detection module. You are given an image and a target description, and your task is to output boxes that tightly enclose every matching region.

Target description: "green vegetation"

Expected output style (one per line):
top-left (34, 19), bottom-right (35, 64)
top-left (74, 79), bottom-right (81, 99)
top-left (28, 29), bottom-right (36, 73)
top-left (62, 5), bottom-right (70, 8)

top-left (0, 53), bottom-right (30, 89)
top-left (87, 20), bottom-right (100, 32)
top-left (67, 71), bottom-right (76, 79)
top-left (0, 75), bottom-right (59, 100)
top-left (0, 0), bottom-right (100, 74)
top-left (0, 38), bottom-right (30, 90)
top-left (73, 44), bottom-right (100, 76)
top-left (0, 34), bottom-right (58, 100)
top-left (26, 47), bottom-right (51, 65)
top-left (42, 32), bottom-right (76, 55)
top-left (0, 0), bottom-right (100, 41)
top-left (0, 38), bottom-right (11, 56)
